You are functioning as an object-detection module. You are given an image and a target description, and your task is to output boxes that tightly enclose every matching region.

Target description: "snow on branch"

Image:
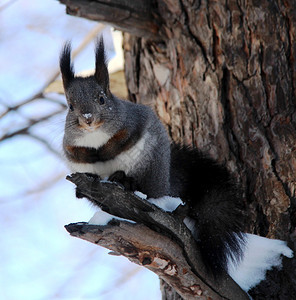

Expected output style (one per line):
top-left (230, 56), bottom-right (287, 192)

top-left (65, 173), bottom-right (249, 300)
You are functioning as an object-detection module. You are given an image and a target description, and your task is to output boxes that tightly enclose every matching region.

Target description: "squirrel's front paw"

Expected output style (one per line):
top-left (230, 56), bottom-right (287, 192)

top-left (108, 171), bottom-right (136, 192)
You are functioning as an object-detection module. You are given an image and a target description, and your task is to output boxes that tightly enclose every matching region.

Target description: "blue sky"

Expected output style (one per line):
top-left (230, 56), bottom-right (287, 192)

top-left (0, 1), bottom-right (160, 299)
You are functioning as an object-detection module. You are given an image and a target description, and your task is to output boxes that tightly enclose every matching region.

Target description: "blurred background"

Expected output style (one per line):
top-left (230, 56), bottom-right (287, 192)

top-left (0, 0), bottom-right (160, 299)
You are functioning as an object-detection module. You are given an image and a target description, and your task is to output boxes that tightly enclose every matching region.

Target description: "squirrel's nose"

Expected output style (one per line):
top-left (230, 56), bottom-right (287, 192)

top-left (81, 113), bottom-right (94, 125)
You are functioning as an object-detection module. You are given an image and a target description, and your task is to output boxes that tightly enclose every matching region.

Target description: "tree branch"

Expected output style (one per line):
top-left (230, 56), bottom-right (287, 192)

top-left (59, 0), bottom-right (161, 39)
top-left (65, 173), bottom-right (249, 300)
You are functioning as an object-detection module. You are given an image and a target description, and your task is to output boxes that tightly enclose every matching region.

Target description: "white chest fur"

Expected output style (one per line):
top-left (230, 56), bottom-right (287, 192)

top-left (68, 130), bottom-right (148, 178)
top-left (73, 128), bottom-right (111, 148)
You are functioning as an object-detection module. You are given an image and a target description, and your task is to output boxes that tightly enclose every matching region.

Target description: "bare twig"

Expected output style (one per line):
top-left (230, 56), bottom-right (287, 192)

top-left (0, 92), bottom-right (44, 119)
top-left (0, 109), bottom-right (65, 142)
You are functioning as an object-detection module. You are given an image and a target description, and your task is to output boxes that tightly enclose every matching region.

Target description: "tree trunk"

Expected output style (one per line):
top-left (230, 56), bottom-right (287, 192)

top-left (60, 0), bottom-right (296, 298)
top-left (122, 2), bottom-right (296, 297)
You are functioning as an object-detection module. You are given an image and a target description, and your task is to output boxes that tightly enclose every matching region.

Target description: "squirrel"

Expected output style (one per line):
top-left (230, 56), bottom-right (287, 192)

top-left (60, 38), bottom-right (246, 275)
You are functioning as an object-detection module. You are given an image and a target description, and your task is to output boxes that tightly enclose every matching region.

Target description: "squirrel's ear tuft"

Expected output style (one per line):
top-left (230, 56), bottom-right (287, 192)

top-left (60, 42), bottom-right (74, 89)
top-left (95, 37), bottom-right (110, 93)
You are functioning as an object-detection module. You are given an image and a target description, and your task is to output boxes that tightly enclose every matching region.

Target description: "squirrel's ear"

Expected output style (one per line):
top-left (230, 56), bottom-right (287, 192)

top-left (60, 42), bottom-right (74, 90)
top-left (95, 37), bottom-right (110, 94)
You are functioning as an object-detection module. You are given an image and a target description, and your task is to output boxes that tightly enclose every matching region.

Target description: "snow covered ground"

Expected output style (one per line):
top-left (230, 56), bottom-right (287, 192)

top-left (0, 1), bottom-right (160, 299)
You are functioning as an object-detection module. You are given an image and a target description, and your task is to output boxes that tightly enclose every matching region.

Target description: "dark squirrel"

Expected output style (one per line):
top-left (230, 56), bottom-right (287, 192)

top-left (60, 38), bottom-right (245, 275)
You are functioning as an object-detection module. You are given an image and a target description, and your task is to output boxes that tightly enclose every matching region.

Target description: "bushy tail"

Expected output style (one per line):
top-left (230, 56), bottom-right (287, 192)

top-left (170, 143), bottom-right (246, 275)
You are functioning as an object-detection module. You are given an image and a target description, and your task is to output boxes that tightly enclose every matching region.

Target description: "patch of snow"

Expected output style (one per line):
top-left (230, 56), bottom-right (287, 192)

top-left (100, 177), bottom-right (112, 183)
top-left (83, 113), bottom-right (92, 119)
top-left (148, 196), bottom-right (183, 212)
top-left (134, 191), bottom-right (147, 199)
top-left (227, 233), bottom-right (293, 292)
top-left (183, 217), bottom-right (196, 234)
top-left (88, 209), bottom-right (135, 225)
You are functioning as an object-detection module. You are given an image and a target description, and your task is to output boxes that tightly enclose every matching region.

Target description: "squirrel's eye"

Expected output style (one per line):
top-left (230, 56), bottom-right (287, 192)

top-left (99, 96), bottom-right (105, 105)
top-left (69, 104), bottom-right (74, 111)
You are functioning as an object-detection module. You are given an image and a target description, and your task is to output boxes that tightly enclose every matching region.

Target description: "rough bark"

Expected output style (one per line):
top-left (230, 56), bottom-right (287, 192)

top-left (60, 0), bottom-right (296, 298)
top-left (122, 2), bottom-right (296, 298)
top-left (65, 221), bottom-right (191, 299)
top-left (66, 173), bottom-right (249, 300)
